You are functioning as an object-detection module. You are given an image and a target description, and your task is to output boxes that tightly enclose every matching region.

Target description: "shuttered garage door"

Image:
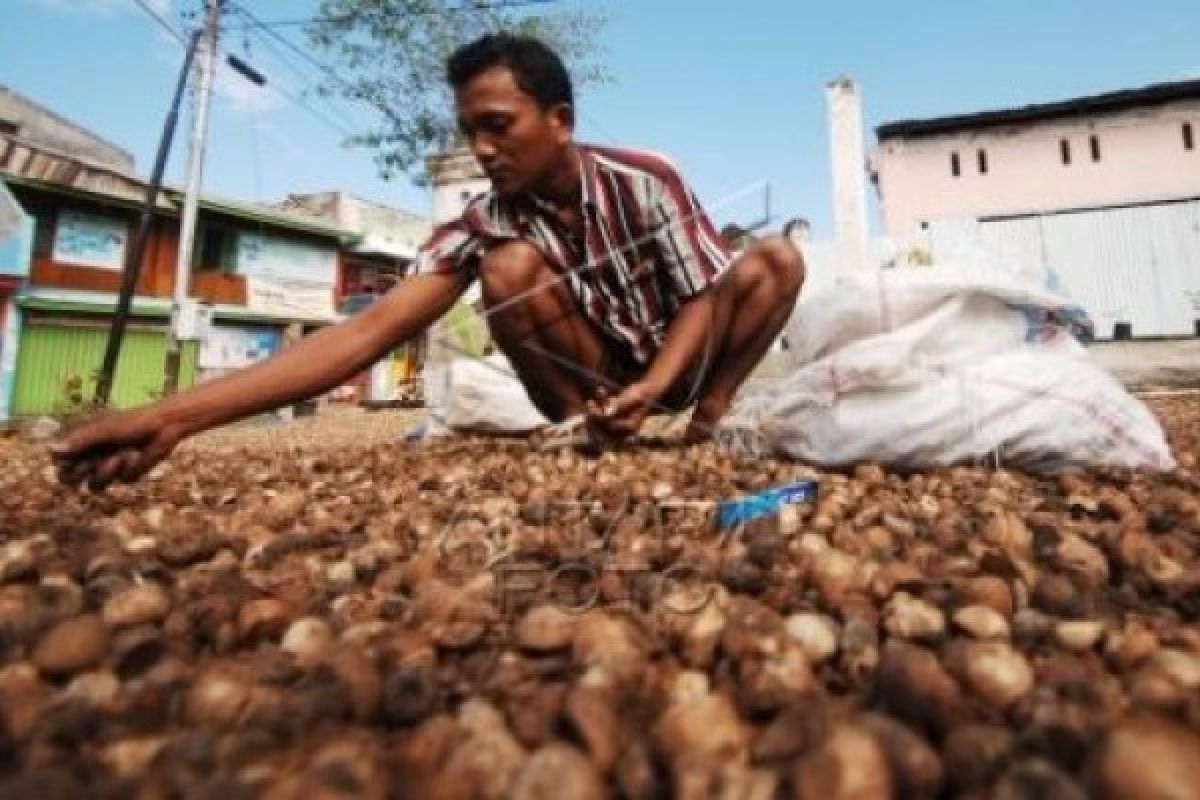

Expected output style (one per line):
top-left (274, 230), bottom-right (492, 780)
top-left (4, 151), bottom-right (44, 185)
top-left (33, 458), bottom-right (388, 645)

top-left (12, 316), bottom-right (196, 415)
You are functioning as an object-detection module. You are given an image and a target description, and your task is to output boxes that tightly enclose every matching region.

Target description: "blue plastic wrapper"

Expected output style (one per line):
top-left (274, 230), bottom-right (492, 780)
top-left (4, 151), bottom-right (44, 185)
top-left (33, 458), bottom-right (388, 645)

top-left (716, 480), bottom-right (819, 530)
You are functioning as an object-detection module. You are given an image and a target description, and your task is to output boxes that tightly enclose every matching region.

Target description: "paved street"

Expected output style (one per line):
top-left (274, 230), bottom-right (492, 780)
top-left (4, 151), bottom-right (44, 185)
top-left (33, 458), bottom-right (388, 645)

top-left (1088, 338), bottom-right (1200, 390)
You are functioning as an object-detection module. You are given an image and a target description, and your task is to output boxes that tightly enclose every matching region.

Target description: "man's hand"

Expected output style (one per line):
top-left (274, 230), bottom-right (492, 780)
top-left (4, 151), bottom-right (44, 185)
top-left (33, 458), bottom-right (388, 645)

top-left (51, 408), bottom-right (185, 490)
top-left (586, 381), bottom-right (660, 439)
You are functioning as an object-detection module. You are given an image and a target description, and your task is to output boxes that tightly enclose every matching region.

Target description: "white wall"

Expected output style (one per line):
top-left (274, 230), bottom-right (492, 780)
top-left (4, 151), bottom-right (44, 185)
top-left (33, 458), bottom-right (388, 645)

top-left (876, 101), bottom-right (1200, 235)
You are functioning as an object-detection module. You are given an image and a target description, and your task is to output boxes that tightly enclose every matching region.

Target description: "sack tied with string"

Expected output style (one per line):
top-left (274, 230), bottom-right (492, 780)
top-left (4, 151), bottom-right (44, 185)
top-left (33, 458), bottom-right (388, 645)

top-left (718, 264), bottom-right (1174, 473)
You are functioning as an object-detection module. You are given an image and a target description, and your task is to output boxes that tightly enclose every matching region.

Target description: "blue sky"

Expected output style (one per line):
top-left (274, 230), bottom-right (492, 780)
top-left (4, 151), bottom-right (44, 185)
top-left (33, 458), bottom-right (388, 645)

top-left (2, 0), bottom-right (1198, 237)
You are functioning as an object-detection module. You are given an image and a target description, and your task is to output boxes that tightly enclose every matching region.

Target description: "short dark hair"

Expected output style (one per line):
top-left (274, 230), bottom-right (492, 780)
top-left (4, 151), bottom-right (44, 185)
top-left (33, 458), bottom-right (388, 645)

top-left (447, 33), bottom-right (573, 111)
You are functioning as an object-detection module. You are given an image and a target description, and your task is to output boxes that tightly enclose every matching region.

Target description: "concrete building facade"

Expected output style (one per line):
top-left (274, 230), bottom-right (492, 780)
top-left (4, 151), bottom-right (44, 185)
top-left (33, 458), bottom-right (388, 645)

top-left (874, 79), bottom-right (1200, 236)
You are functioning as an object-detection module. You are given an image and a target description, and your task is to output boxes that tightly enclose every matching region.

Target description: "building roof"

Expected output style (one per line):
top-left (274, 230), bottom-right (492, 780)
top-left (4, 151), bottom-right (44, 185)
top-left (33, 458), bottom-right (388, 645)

top-left (0, 83), bottom-right (134, 171)
top-left (876, 78), bottom-right (1200, 140)
top-left (1, 135), bottom-right (351, 241)
top-left (278, 191), bottom-right (431, 259)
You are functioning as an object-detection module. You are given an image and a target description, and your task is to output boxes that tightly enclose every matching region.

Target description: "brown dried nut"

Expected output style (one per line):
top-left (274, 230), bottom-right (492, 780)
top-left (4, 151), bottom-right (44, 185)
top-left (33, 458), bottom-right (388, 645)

top-left (1104, 620), bottom-right (1159, 670)
top-left (858, 713), bottom-right (944, 800)
top-left (563, 685), bottom-right (621, 773)
top-left (659, 584), bottom-right (727, 669)
top-left (281, 617), bottom-right (334, 665)
top-left (392, 714), bottom-right (462, 783)
top-left (941, 723), bottom-right (1014, 792)
top-left (811, 548), bottom-right (870, 603)
top-left (652, 678), bottom-right (746, 789)
top-left (102, 583), bottom-right (171, 630)
top-left (751, 693), bottom-right (831, 763)
top-left (381, 660), bottom-right (440, 727)
top-left (156, 530), bottom-right (220, 568)
top-left (186, 665), bottom-right (251, 727)
top-left (1012, 609), bottom-right (1054, 645)
top-left (0, 585), bottom-right (37, 643)
top-left (960, 641), bottom-right (1034, 710)
top-left (869, 562), bottom-right (924, 602)
top-left (953, 605), bottom-right (1010, 639)
top-left (614, 739), bottom-right (661, 800)
top-left (840, 611), bottom-right (881, 686)
top-left (735, 642), bottom-right (815, 717)
top-left (1033, 573), bottom-right (1086, 616)
top-left (785, 612), bottom-right (839, 663)
top-left (257, 489), bottom-right (307, 530)
top-left (1134, 649), bottom-right (1200, 703)
top-left (0, 663), bottom-right (51, 740)
top-left (509, 743), bottom-right (605, 800)
top-left (325, 560), bottom-right (358, 592)
top-left (32, 613), bottom-right (110, 677)
top-left (326, 649), bottom-right (382, 721)
top-left (414, 580), bottom-right (495, 651)
top-left (572, 611), bottom-right (647, 689)
top-left (1055, 533), bottom-right (1110, 587)
top-left (883, 591), bottom-right (945, 641)
top-left (497, 681), bottom-right (563, 748)
top-left (875, 642), bottom-right (963, 736)
top-left (39, 574), bottom-right (85, 618)
top-left (0, 540), bottom-right (36, 583)
top-left (792, 723), bottom-right (893, 800)
top-left (1088, 716), bottom-right (1200, 800)
top-left (993, 758), bottom-right (1087, 800)
top-left (293, 733), bottom-right (388, 800)
top-left (959, 575), bottom-right (1014, 618)
top-left (111, 625), bottom-right (166, 679)
top-left (237, 597), bottom-right (291, 643)
top-left (984, 511), bottom-right (1033, 558)
top-left (1054, 619), bottom-right (1108, 652)
top-left (438, 699), bottom-right (528, 799)
top-left (99, 735), bottom-right (169, 780)
top-left (515, 605), bottom-right (575, 652)
top-left (65, 669), bottom-right (122, 712)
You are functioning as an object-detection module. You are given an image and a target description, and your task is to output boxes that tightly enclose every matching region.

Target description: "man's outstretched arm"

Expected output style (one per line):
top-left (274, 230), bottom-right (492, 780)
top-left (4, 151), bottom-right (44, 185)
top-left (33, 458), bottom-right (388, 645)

top-left (54, 272), bottom-right (468, 488)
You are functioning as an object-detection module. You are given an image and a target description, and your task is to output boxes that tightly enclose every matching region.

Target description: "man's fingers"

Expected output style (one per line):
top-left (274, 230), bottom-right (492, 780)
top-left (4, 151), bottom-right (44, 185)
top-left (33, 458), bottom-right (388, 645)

top-left (56, 412), bottom-right (148, 459)
top-left (87, 452), bottom-right (127, 491)
top-left (117, 450), bottom-right (145, 483)
top-left (60, 458), bottom-right (96, 487)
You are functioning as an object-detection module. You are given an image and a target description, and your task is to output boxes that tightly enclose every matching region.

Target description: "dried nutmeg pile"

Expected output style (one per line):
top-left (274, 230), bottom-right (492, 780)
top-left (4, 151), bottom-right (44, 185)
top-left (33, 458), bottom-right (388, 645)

top-left (0, 395), bottom-right (1198, 798)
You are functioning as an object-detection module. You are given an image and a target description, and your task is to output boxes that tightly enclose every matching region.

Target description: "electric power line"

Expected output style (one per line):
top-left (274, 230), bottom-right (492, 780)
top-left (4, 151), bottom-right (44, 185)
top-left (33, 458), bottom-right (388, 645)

top-left (130, 0), bottom-right (188, 44)
top-left (227, 10), bottom-right (375, 133)
top-left (222, 0), bottom-right (561, 30)
top-left (264, 80), bottom-right (356, 138)
top-left (227, 0), bottom-right (406, 130)
top-left (134, 1), bottom-right (357, 141)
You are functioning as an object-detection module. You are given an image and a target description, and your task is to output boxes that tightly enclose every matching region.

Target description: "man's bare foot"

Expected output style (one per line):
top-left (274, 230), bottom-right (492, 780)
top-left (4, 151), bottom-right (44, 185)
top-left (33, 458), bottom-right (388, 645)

top-left (683, 395), bottom-right (732, 444)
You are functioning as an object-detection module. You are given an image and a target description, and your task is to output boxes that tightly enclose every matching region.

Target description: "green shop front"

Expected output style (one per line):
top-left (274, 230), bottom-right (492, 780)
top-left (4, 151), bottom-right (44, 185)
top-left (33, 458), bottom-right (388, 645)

top-left (10, 295), bottom-right (198, 416)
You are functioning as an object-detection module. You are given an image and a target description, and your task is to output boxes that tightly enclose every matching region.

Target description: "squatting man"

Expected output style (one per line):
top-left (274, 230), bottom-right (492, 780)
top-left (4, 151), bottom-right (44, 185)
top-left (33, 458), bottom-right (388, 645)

top-left (55, 33), bottom-right (805, 489)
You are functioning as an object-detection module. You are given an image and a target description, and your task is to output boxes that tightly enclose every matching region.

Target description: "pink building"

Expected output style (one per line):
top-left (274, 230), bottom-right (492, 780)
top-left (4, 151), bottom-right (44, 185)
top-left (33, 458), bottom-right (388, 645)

top-left (873, 80), bottom-right (1200, 236)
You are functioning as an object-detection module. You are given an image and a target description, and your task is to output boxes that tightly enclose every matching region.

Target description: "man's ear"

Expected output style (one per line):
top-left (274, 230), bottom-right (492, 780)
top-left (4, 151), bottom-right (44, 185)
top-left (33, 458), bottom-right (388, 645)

top-left (550, 102), bottom-right (575, 142)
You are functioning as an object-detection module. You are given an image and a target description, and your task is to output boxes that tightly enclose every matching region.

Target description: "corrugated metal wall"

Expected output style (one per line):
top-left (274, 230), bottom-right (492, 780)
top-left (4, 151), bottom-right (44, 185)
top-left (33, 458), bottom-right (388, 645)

top-left (12, 319), bottom-right (196, 415)
top-left (931, 199), bottom-right (1200, 338)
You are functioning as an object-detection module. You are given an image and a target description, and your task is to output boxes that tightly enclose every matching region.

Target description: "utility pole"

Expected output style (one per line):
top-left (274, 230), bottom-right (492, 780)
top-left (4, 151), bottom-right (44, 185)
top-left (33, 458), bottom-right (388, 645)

top-left (95, 29), bottom-right (202, 406)
top-left (164, 0), bottom-right (222, 394)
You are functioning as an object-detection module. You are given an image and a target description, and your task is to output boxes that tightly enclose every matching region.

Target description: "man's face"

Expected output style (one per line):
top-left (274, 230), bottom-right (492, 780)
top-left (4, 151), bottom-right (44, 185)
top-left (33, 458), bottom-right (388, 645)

top-left (455, 65), bottom-right (572, 197)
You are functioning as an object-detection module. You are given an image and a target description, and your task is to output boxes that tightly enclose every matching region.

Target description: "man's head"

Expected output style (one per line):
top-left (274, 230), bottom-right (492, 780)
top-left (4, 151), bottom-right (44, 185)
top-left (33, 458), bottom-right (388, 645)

top-left (447, 33), bottom-right (575, 197)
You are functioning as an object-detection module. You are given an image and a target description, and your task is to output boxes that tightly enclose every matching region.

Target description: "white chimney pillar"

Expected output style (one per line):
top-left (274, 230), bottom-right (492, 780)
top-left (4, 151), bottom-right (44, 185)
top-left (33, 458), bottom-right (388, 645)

top-left (427, 145), bottom-right (491, 224)
top-left (826, 76), bottom-right (870, 272)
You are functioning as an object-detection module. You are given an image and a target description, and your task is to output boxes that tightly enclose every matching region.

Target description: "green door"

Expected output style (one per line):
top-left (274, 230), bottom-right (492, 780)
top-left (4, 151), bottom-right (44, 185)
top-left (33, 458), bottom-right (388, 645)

top-left (12, 319), bottom-right (196, 415)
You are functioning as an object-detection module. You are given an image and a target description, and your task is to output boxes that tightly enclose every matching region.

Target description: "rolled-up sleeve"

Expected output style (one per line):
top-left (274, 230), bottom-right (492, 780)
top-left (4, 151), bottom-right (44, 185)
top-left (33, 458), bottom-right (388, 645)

top-left (649, 165), bottom-right (732, 301)
top-left (412, 219), bottom-right (486, 279)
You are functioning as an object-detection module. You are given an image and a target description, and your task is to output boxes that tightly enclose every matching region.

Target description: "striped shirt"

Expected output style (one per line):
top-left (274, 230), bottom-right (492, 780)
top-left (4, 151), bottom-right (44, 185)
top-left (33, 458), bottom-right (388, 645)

top-left (413, 144), bottom-right (732, 364)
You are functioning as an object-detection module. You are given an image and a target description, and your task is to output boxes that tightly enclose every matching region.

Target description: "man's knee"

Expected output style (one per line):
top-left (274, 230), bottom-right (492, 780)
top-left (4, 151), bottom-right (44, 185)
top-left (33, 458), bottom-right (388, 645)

top-left (479, 241), bottom-right (551, 306)
top-left (756, 234), bottom-right (805, 299)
